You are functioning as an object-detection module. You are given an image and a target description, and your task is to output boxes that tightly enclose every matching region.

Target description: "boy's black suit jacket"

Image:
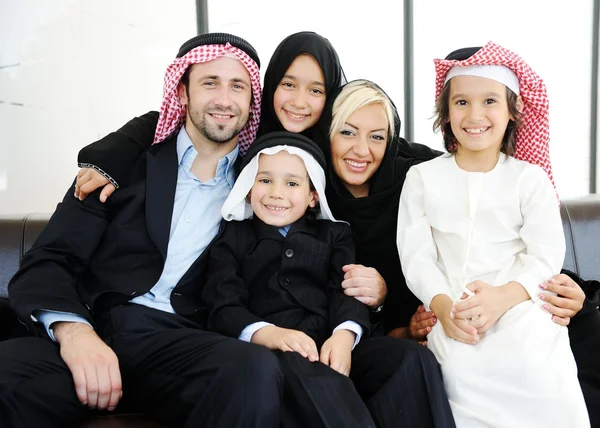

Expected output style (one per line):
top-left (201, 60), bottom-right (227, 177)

top-left (203, 216), bottom-right (371, 347)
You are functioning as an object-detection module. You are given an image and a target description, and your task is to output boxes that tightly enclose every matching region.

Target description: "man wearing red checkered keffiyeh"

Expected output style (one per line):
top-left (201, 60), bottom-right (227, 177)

top-left (2, 34), bottom-right (290, 428)
top-left (154, 33), bottom-right (262, 155)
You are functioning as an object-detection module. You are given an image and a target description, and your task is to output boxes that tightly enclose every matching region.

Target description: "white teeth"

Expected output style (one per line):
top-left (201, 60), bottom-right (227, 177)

top-left (212, 114), bottom-right (232, 119)
top-left (464, 127), bottom-right (488, 134)
top-left (286, 111), bottom-right (306, 120)
top-left (265, 205), bottom-right (287, 211)
top-left (345, 159), bottom-right (368, 168)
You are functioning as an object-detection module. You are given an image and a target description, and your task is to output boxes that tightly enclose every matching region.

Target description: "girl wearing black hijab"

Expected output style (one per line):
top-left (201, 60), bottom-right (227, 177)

top-left (257, 31), bottom-right (345, 138)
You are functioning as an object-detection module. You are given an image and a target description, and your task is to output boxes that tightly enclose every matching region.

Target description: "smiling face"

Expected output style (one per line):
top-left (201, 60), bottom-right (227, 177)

top-left (249, 151), bottom-right (319, 227)
top-left (330, 103), bottom-right (388, 198)
top-left (178, 56), bottom-right (252, 146)
top-left (448, 75), bottom-right (513, 159)
top-left (272, 54), bottom-right (326, 133)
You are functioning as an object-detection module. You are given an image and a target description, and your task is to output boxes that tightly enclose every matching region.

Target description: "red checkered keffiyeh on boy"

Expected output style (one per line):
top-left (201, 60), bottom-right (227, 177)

top-left (153, 42), bottom-right (262, 156)
top-left (433, 42), bottom-right (554, 188)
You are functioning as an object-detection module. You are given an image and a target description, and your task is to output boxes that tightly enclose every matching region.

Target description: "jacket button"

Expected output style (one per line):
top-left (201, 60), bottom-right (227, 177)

top-left (285, 249), bottom-right (294, 258)
top-left (283, 278), bottom-right (291, 286)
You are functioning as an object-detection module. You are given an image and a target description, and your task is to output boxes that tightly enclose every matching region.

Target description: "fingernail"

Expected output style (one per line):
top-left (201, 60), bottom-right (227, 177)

top-left (538, 294), bottom-right (545, 300)
top-left (432, 318), bottom-right (437, 324)
top-left (108, 407), bottom-right (115, 412)
top-left (542, 305), bottom-right (549, 312)
top-left (426, 327), bottom-right (431, 332)
top-left (539, 283), bottom-right (547, 289)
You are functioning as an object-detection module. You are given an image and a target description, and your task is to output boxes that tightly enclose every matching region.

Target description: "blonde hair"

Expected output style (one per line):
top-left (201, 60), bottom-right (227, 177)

top-left (329, 80), bottom-right (395, 141)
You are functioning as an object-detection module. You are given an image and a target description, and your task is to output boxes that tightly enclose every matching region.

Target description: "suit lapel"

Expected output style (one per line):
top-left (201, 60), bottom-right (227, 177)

top-left (146, 136), bottom-right (178, 259)
top-left (287, 215), bottom-right (317, 237)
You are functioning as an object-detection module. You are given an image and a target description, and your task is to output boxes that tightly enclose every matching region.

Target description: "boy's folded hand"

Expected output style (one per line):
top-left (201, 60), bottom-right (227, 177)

top-left (319, 329), bottom-right (355, 376)
top-left (431, 294), bottom-right (479, 345)
top-left (251, 325), bottom-right (319, 362)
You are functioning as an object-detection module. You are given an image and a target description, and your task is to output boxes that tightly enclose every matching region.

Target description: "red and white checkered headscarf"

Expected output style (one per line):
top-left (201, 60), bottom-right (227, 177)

top-left (434, 41), bottom-right (554, 187)
top-left (153, 42), bottom-right (262, 156)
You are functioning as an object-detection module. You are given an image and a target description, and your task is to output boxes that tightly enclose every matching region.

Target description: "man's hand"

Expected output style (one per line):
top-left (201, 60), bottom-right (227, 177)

top-left (341, 264), bottom-right (387, 308)
top-left (251, 326), bottom-right (319, 362)
top-left (319, 329), bottom-right (355, 376)
top-left (539, 274), bottom-right (585, 325)
top-left (75, 168), bottom-right (115, 203)
top-left (53, 322), bottom-right (122, 411)
top-left (430, 294), bottom-right (479, 345)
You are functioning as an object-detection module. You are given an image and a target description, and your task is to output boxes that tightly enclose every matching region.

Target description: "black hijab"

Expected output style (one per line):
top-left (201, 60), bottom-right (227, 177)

top-left (257, 31), bottom-right (346, 140)
top-left (317, 80), bottom-right (442, 331)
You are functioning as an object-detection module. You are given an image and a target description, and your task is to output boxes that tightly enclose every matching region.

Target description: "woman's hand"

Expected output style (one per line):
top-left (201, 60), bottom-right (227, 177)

top-left (538, 274), bottom-right (585, 325)
top-left (409, 305), bottom-right (436, 342)
top-left (75, 168), bottom-right (115, 203)
top-left (387, 305), bottom-right (436, 345)
top-left (341, 264), bottom-right (387, 308)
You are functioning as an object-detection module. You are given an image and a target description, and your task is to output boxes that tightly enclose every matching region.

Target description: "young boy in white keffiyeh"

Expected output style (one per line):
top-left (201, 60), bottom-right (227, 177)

top-left (397, 42), bottom-right (590, 427)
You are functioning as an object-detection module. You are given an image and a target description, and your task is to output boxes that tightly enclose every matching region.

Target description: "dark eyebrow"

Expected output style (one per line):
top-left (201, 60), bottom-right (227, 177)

top-left (231, 77), bottom-right (251, 86)
top-left (451, 91), bottom-right (503, 101)
top-left (345, 121), bottom-right (387, 133)
top-left (200, 75), bottom-right (250, 86)
top-left (282, 74), bottom-right (325, 87)
top-left (258, 171), bottom-right (306, 180)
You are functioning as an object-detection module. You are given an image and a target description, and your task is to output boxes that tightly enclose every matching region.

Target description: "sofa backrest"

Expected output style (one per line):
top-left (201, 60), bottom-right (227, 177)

top-left (1, 213), bottom-right (51, 300)
top-left (1, 195), bottom-right (599, 300)
top-left (561, 195), bottom-right (600, 281)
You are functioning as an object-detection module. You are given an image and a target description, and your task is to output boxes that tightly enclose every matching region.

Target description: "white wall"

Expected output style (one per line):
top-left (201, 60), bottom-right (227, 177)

top-left (0, 0), bottom-right (196, 215)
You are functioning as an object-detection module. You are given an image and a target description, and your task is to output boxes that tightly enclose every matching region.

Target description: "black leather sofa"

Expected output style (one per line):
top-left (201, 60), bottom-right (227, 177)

top-left (1, 194), bottom-right (599, 426)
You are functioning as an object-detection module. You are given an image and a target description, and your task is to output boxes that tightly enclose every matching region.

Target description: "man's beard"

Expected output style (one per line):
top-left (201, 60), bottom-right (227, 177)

top-left (189, 106), bottom-right (248, 144)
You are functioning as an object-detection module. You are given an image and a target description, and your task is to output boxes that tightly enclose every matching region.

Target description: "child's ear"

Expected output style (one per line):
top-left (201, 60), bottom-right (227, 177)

top-left (308, 191), bottom-right (319, 208)
top-left (515, 96), bottom-right (524, 115)
top-left (245, 190), bottom-right (252, 203)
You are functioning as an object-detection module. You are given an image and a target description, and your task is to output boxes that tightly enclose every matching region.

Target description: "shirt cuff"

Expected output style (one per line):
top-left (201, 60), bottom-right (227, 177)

top-left (333, 321), bottom-right (363, 349)
top-left (239, 321), bottom-right (274, 342)
top-left (35, 310), bottom-right (93, 342)
top-left (77, 163), bottom-right (120, 188)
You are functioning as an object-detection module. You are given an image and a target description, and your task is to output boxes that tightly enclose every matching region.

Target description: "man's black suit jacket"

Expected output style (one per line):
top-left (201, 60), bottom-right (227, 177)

top-left (203, 216), bottom-right (371, 347)
top-left (9, 135), bottom-right (212, 336)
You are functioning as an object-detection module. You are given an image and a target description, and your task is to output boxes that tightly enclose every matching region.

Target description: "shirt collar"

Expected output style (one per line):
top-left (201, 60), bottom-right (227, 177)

top-left (176, 127), bottom-right (240, 185)
top-left (279, 225), bottom-right (291, 237)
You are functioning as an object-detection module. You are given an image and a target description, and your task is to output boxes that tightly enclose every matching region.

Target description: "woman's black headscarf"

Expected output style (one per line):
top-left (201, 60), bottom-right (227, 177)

top-left (257, 31), bottom-right (346, 140)
top-left (317, 80), bottom-right (442, 331)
